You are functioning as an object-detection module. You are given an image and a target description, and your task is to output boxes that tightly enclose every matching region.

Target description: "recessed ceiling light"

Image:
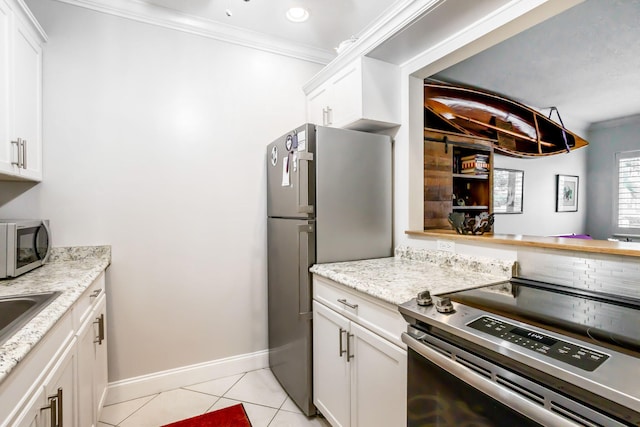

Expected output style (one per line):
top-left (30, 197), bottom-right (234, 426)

top-left (286, 7), bottom-right (309, 23)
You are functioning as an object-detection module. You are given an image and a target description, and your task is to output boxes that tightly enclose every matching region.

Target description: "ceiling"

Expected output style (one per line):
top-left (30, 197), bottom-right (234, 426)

top-left (137, 0), bottom-right (400, 55)
top-left (432, 0), bottom-right (640, 127)
top-left (129, 0), bottom-right (639, 127)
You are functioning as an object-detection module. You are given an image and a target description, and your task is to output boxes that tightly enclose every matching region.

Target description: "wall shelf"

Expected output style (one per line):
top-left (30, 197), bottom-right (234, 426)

top-left (452, 206), bottom-right (489, 211)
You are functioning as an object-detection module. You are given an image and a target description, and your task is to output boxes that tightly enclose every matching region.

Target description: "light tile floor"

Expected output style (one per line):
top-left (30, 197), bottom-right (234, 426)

top-left (98, 368), bottom-right (331, 427)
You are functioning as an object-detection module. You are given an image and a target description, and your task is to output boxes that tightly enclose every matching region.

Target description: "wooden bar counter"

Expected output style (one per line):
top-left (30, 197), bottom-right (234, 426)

top-left (406, 229), bottom-right (640, 258)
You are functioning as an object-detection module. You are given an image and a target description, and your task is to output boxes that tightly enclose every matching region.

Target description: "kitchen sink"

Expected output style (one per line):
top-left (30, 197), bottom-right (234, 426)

top-left (0, 291), bottom-right (60, 346)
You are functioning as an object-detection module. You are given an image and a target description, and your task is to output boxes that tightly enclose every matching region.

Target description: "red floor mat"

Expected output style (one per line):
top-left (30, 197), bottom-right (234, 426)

top-left (161, 404), bottom-right (252, 427)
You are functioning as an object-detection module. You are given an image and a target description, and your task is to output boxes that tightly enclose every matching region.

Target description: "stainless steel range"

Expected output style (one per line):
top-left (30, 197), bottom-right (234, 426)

top-left (399, 277), bottom-right (640, 427)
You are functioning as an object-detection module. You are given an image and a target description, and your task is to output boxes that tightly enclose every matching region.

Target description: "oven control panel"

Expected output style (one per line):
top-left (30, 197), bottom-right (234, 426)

top-left (468, 316), bottom-right (609, 371)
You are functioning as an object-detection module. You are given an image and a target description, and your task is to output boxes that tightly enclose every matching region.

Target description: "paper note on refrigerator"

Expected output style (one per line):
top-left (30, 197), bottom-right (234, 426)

top-left (282, 156), bottom-right (290, 186)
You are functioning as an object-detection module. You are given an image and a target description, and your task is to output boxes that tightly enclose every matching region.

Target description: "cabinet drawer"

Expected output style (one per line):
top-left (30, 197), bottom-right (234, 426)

top-left (73, 272), bottom-right (106, 328)
top-left (313, 275), bottom-right (406, 348)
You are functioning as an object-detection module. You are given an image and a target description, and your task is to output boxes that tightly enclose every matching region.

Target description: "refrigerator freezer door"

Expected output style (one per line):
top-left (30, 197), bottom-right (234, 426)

top-left (315, 126), bottom-right (392, 263)
top-left (267, 217), bottom-right (316, 416)
top-left (267, 124), bottom-right (316, 219)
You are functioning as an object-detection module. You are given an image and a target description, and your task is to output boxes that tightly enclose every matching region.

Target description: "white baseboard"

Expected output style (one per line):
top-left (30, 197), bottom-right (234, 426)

top-left (104, 349), bottom-right (269, 406)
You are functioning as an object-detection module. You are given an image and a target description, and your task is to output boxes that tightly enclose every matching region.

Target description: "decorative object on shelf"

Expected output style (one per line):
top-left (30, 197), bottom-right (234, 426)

top-left (448, 212), bottom-right (494, 235)
top-left (556, 174), bottom-right (579, 212)
top-left (494, 168), bottom-right (524, 214)
top-left (423, 80), bottom-right (589, 157)
top-left (460, 153), bottom-right (489, 174)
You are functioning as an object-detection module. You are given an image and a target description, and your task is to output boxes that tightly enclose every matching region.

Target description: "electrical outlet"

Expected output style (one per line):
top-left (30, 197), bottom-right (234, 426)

top-left (437, 240), bottom-right (455, 252)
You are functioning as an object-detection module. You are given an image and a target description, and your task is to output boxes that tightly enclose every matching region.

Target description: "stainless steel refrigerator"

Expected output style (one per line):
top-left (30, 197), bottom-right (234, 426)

top-left (266, 123), bottom-right (392, 416)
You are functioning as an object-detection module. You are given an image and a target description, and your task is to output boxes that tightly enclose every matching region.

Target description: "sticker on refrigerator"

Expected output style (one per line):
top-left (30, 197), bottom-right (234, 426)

top-left (281, 156), bottom-right (290, 186)
top-left (297, 130), bottom-right (306, 152)
top-left (270, 146), bottom-right (278, 166)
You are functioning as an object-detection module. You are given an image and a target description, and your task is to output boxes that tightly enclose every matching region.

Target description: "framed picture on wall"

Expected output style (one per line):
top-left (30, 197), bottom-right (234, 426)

top-left (494, 168), bottom-right (524, 214)
top-left (556, 174), bottom-right (579, 212)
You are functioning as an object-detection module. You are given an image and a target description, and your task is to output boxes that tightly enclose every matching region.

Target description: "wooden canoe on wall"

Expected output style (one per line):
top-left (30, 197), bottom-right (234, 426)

top-left (424, 80), bottom-right (589, 157)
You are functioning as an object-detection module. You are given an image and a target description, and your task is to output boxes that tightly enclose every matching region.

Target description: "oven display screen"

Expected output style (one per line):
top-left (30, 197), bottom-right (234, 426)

top-left (511, 327), bottom-right (557, 346)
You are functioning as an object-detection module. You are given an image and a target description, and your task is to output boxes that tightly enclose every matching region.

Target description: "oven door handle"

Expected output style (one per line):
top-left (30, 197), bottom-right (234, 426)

top-left (402, 332), bottom-right (580, 427)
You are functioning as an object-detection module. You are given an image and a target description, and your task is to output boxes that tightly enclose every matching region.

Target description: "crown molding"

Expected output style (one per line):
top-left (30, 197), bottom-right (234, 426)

top-left (12, 0), bottom-right (48, 41)
top-left (53, 0), bottom-right (335, 65)
top-left (302, 0), bottom-right (443, 94)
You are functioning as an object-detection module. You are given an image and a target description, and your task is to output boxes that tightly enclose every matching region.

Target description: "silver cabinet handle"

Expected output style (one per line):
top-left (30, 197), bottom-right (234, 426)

top-left (322, 107), bottom-right (328, 126)
top-left (325, 106), bottom-right (333, 126)
top-left (94, 313), bottom-right (105, 345)
top-left (11, 138), bottom-right (22, 168)
top-left (42, 387), bottom-right (63, 427)
top-left (339, 328), bottom-right (346, 357)
top-left (22, 139), bottom-right (27, 169)
top-left (337, 298), bottom-right (358, 309)
top-left (346, 332), bottom-right (354, 362)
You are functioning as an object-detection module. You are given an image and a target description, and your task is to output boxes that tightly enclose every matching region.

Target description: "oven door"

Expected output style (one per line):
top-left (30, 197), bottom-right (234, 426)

top-left (403, 328), bottom-right (630, 427)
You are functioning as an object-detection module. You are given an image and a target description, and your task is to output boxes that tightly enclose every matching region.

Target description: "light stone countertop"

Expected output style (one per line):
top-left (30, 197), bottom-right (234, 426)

top-left (0, 246), bottom-right (111, 385)
top-left (310, 246), bottom-right (514, 306)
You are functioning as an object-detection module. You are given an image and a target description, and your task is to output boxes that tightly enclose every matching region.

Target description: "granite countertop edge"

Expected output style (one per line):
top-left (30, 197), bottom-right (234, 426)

top-left (0, 246), bottom-right (111, 386)
top-left (310, 253), bottom-right (513, 306)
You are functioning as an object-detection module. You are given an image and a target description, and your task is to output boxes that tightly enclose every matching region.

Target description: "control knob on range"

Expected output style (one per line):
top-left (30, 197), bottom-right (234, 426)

top-left (436, 297), bottom-right (455, 314)
top-left (416, 290), bottom-right (433, 306)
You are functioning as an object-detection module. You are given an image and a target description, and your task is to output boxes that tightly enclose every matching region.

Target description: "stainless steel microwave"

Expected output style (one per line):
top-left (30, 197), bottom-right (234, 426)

top-left (0, 220), bottom-right (51, 279)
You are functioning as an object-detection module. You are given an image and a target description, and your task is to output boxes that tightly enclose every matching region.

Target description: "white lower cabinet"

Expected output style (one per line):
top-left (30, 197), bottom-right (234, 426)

top-left (312, 276), bottom-right (406, 427)
top-left (2, 272), bottom-right (108, 427)
top-left (349, 322), bottom-right (406, 427)
top-left (41, 340), bottom-right (77, 427)
top-left (11, 336), bottom-right (76, 427)
top-left (77, 295), bottom-right (108, 427)
top-left (314, 301), bottom-right (350, 427)
top-left (9, 387), bottom-right (43, 427)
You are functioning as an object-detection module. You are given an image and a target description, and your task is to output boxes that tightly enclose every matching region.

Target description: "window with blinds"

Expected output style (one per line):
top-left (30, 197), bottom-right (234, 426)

top-left (614, 150), bottom-right (640, 236)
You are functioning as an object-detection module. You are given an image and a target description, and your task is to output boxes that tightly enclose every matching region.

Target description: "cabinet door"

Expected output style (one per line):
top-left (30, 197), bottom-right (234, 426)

top-left (424, 140), bottom-right (453, 229)
top-left (43, 339), bottom-right (76, 427)
top-left (76, 294), bottom-right (107, 427)
top-left (12, 19), bottom-right (42, 180)
top-left (11, 386), bottom-right (45, 427)
top-left (0, 0), bottom-right (15, 176)
top-left (313, 301), bottom-right (350, 427)
top-left (329, 61), bottom-right (360, 128)
top-left (76, 314), bottom-right (95, 427)
top-left (93, 296), bottom-right (108, 419)
top-left (307, 85), bottom-right (330, 126)
top-left (350, 322), bottom-right (406, 427)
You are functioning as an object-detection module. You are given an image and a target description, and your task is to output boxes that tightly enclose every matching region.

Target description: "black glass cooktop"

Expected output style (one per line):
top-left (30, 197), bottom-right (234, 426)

top-left (441, 277), bottom-right (640, 356)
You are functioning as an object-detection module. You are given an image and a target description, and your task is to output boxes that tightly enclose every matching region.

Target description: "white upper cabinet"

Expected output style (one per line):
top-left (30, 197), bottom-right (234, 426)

top-left (0, 0), bottom-right (45, 181)
top-left (0, 0), bottom-right (12, 176)
top-left (306, 56), bottom-right (400, 132)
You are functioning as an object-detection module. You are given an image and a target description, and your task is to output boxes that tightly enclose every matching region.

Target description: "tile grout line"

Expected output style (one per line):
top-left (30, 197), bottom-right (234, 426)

top-left (111, 392), bottom-right (161, 427)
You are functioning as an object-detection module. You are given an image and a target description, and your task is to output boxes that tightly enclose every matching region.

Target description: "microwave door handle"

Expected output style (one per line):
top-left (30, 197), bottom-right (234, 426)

top-left (37, 222), bottom-right (52, 262)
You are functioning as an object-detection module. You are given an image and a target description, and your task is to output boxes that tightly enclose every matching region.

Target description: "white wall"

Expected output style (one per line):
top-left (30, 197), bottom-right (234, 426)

top-left (493, 148), bottom-right (587, 236)
top-left (586, 115), bottom-right (640, 240)
top-left (0, 0), bottom-right (322, 382)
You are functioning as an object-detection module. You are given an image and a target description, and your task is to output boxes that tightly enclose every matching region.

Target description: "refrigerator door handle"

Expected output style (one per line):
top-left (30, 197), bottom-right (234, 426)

top-left (296, 152), bottom-right (314, 214)
top-left (297, 223), bottom-right (314, 320)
